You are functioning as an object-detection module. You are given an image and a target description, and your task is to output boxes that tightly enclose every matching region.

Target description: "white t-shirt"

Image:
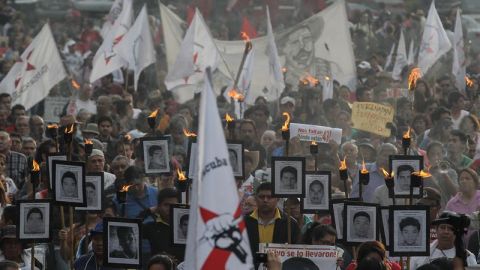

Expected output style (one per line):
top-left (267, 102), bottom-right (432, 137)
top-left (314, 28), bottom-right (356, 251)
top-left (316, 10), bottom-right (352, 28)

top-left (103, 172), bottom-right (116, 189)
top-left (410, 240), bottom-right (477, 269)
top-left (452, 110), bottom-right (470, 130)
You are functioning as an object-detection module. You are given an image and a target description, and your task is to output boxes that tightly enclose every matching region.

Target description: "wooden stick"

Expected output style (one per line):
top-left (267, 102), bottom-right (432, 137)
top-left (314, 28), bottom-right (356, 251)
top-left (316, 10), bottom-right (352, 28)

top-left (69, 206), bottom-right (74, 267)
top-left (287, 204), bottom-right (292, 244)
top-left (31, 241), bottom-right (35, 270)
top-left (60, 206), bottom-right (65, 228)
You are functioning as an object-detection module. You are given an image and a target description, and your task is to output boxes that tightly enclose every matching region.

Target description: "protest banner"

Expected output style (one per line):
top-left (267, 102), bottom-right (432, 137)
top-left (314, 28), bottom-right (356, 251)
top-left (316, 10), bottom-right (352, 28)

top-left (259, 243), bottom-right (342, 270)
top-left (43, 96), bottom-right (69, 123)
top-left (289, 123), bottom-right (342, 144)
top-left (351, 102), bottom-right (394, 137)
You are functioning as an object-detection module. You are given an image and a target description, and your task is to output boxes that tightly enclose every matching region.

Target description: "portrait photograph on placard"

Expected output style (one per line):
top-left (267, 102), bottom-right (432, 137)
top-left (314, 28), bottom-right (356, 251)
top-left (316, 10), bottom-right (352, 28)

top-left (379, 206), bottom-right (390, 248)
top-left (389, 155), bottom-right (423, 198)
top-left (344, 202), bottom-right (378, 245)
top-left (331, 199), bottom-right (346, 241)
top-left (141, 137), bottom-right (170, 175)
top-left (301, 171), bottom-right (331, 213)
top-left (227, 141), bottom-right (244, 179)
top-left (271, 157), bottom-right (305, 197)
top-left (17, 200), bottom-right (51, 242)
top-left (46, 153), bottom-right (66, 188)
top-left (52, 160), bottom-right (86, 206)
top-left (170, 204), bottom-right (190, 246)
top-left (186, 140), bottom-right (198, 179)
top-left (104, 218), bottom-right (142, 268)
top-left (389, 206), bottom-right (430, 257)
top-left (75, 173), bottom-right (104, 212)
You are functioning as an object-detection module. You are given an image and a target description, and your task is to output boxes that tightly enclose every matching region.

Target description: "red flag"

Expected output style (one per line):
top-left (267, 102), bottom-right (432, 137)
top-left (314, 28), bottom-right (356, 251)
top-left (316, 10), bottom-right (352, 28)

top-left (240, 16), bottom-right (257, 38)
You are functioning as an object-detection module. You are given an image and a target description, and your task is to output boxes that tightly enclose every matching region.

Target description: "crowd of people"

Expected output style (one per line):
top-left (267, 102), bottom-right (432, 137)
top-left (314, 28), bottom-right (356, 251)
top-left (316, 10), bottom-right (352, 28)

top-left (0, 0), bottom-right (478, 270)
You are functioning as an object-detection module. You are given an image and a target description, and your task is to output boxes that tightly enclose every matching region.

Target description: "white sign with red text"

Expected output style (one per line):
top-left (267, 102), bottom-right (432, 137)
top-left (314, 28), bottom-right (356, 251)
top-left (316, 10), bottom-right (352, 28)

top-left (289, 123), bottom-right (342, 144)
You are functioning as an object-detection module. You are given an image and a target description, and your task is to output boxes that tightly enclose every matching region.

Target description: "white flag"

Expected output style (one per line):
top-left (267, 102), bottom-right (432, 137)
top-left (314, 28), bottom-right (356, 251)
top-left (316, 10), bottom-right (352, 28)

top-left (0, 24), bottom-right (67, 110)
top-left (407, 39), bottom-right (415, 66)
top-left (452, 9), bottom-right (466, 92)
top-left (164, 9), bottom-right (220, 90)
top-left (384, 44), bottom-right (395, 71)
top-left (100, 0), bottom-right (123, 38)
top-left (116, 5), bottom-right (156, 91)
top-left (266, 6), bottom-right (285, 101)
top-left (392, 30), bottom-right (408, 80)
top-left (417, 1), bottom-right (452, 74)
top-left (184, 68), bottom-right (253, 270)
top-left (89, 0), bottom-right (132, 83)
top-left (322, 76), bottom-right (334, 101)
top-left (159, 2), bottom-right (185, 71)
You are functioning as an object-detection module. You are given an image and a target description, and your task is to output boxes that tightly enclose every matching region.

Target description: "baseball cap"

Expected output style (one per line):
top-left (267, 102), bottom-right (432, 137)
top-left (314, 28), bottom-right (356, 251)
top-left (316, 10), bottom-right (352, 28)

top-left (280, 96), bottom-right (296, 106)
top-left (417, 187), bottom-right (441, 207)
top-left (89, 222), bottom-right (103, 236)
top-left (358, 61), bottom-right (372, 70)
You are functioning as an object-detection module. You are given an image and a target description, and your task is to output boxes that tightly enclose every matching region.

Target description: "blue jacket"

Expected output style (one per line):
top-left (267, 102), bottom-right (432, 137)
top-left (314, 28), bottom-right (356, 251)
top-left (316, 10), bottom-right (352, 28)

top-left (74, 252), bottom-right (120, 270)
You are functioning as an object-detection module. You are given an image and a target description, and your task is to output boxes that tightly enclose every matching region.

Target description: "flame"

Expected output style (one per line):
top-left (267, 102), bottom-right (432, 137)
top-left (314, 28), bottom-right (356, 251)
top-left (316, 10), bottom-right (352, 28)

top-left (311, 141), bottom-right (317, 145)
top-left (32, 160), bottom-right (40, 172)
top-left (300, 74), bottom-right (319, 86)
top-left (228, 89), bottom-right (245, 101)
top-left (281, 112), bottom-right (290, 132)
top-left (225, 113), bottom-right (234, 123)
top-left (47, 124), bottom-right (58, 129)
top-left (466, 76), bottom-right (474, 88)
top-left (84, 139), bottom-right (93, 145)
top-left (360, 160), bottom-right (369, 174)
top-left (149, 110), bottom-right (158, 118)
top-left (64, 124), bottom-right (74, 134)
top-left (240, 32), bottom-right (251, 42)
top-left (177, 168), bottom-right (187, 181)
top-left (381, 168), bottom-right (394, 178)
top-left (71, 79), bottom-right (80, 90)
top-left (403, 127), bottom-right (411, 139)
top-left (282, 67), bottom-right (287, 73)
top-left (408, 68), bottom-right (422, 91)
top-left (339, 157), bottom-right (347, 170)
top-left (324, 75), bottom-right (331, 81)
top-left (412, 170), bottom-right (432, 178)
top-left (183, 128), bottom-right (197, 137)
top-left (120, 184), bottom-right (133, 192)
top-left (124, 134), bottom-right (132, 142)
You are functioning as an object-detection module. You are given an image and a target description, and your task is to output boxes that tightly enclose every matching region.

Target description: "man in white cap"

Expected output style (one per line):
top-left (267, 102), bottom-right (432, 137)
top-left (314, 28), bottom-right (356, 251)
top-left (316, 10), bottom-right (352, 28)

top-left (87, 149), bottom-right (116, 188)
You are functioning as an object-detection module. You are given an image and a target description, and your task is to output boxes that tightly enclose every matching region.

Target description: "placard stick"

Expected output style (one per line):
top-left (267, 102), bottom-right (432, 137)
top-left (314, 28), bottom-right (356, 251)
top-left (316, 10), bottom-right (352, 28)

top-left (31, 241), bottom-right (35, 270)
top-left (287, 205), bottom-right (292, 244)
top-left (69, 206), bottom-right (74, 268)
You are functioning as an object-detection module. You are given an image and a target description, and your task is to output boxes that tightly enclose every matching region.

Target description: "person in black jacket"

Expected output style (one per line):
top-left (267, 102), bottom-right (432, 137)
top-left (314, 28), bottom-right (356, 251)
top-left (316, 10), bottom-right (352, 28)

top-left (244, 182), bottom-right (299, 259)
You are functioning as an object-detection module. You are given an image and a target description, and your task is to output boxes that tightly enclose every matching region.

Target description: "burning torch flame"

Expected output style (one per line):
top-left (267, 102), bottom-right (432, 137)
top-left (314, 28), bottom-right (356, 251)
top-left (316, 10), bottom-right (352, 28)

top-left (300, 74), bottom-right (319, 86)
top-left (124, 134), bottom-right (132, 142)
top-left (281, 112), bottom-right (290, 132)
top-left (177, 168), bottom-right (187, 181)
top-left (466, 76), bottom-right (474, 88)
top-left (240, 32), bottom-right (251, 42)
top-left (47, 124), bottom-right (58, 129)
top-left (408, 68), bottom-right (422, 91)
top-left (71, 79), bottom-right (80, 90)
top-left (228, 89), bottom-right (245, 101)
top-left (311, 141), bottom-right (317, 146)
top-left (403, 127), bottom-right (411, 139)
top-left (381, 168), bottom-right (394, 178)
top-left (282, 67), bottom-right (287, 73)
top-left (183, 128), bottom-right (197, 137)
top-left (120, 184), bottom-right (134, 192)
top-left (64, 124), bottom-right (74, 134)
top-left (149, 110), bottom-right (158, 118)
top-left (361, 160), bottom-right (369, 174)
top-left (84, 139), bottom-right (93, 145)
top-left (339, 157), bottom-right (347, 170)
top-left (32, 160), bottom-right (40, 172)
top-left (225, 113), bottom-right (234, 123)
top-left (412, 170), bottom-right (432, 178)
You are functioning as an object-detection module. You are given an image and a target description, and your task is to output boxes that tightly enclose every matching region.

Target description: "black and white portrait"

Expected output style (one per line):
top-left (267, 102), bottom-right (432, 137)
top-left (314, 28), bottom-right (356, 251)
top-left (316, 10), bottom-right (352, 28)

top-left (17, 201), bottom-right (50, 242)
top-left (187, 141), bottom-right (198, 179)
top-left (227, 142), bottom-right (244, 178)
top-left (142, 138), bottom-right (170, 175)
top-left (390, 206), bottom-right (430, 256)
top-left (331, 200), bottom-right (345, 241)
top-left (389, 155), bottom-right (423, 198)
top-left (271, 157), bottom-right (305, 197)
top-left (53, 160), bottom-right (86, 207)
top-left (302, 172), bottom-right (330, 213)
top-left (104, 218), bottom-right (142, 267)
top-left (171, 204), bottom-right (190, 245)
top-left (345, 202), bottom-right (378, 244)
top-left (76, 173), bottom-right (104, 212)
top-left (47, 154), bottom-right (66, 189)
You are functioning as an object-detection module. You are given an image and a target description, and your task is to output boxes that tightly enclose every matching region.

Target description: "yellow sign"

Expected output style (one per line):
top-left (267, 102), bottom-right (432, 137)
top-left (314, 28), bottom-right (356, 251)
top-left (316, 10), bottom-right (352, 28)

top-left (351, 102), bottom-right (394, 137)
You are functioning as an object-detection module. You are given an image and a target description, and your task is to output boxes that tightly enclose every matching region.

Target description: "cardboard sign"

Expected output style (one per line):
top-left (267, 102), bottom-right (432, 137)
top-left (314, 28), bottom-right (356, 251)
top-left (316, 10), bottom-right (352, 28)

top-left (259, 243), bottom-right (342, 270)
top-left (43, 96), bottom-right (69, 123)
top-left (351, 102), bottom-right (394, 137)
top-left (289, 123), bottom-right (342, 144)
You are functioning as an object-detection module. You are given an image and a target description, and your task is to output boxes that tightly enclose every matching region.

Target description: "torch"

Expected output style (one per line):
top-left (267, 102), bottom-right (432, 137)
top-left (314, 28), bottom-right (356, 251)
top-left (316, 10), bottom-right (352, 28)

top-left (176, 168), bottom-right (191, 204)
top-left (117, 184), bottom-right (133, 217)
top-left (402, 127), bottom-right (412, 155)
top-left (310, 141), bottom-right (318, 171)
top-left (339, 157), bottom-right (348, 197)
top-left (225, 113), bottom-right (236, 140)
top-left (410, 170), bottom-right (431, 205)
top-left (183, 128), bottom-right (197, 141)
top-left (147, 109), bottom-right (158, 133)
top-left (466, 76), bottom-right (474, 89)
top-left (381, 168), bottom-right (395, 205)
top-left (300, 73), bottom-right (320, 88)
top-left (282, 67), bottom-right (287, 83)
top-left (232, 32), bottom-right (253, 91)
top-left (71, 79), bottom-right (81, 90)
top-left (408, 68), bottom-right (422, 109)
top-left (46, 124), bottom-right (59, 152)
top-left (359, 160), bottom-right (369, 202)
top-left (84, 139), bottom-right (93, 162)
top-left (63, 124), bottom-right (74, 160)
top-left (30, 160), bottom-right (40, 197)
top-left (281, 112), bottom-right (291, 157)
